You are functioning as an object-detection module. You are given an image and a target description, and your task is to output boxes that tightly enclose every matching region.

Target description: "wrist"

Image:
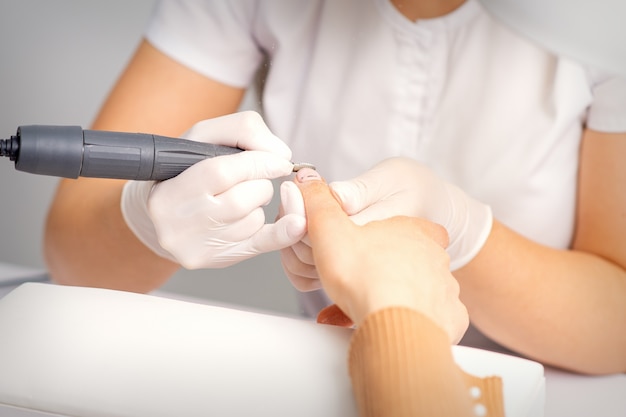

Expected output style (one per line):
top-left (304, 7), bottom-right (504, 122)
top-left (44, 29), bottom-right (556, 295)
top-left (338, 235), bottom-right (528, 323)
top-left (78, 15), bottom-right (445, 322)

top-left (352, 283), bottom-right (433, 327)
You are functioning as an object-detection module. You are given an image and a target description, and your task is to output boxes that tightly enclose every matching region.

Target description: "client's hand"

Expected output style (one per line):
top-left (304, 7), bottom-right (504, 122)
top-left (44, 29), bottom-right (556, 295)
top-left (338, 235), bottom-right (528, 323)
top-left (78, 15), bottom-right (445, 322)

top-left (121, 111), bottom-right (307, 269)
top-left (294, 168), bottom-right (469, 344)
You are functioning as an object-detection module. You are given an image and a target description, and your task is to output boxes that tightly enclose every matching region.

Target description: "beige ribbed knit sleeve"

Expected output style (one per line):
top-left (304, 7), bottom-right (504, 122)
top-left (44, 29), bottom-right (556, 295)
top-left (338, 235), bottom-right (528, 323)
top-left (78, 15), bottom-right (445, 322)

top-left (348, 307), bottom-right (505, 417)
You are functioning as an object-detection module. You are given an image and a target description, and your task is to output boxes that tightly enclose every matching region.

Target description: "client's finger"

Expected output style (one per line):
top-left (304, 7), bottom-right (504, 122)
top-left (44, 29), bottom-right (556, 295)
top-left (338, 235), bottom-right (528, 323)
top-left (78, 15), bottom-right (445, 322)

top-left (294, 168), bottom-right (353, 248)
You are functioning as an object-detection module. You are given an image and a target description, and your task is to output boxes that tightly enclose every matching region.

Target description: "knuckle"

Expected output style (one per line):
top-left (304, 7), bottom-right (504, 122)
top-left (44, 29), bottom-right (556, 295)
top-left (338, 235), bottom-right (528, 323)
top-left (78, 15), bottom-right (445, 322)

top-left (173, 248), bottom-right (208, 270)
top-left (178, 257), bottom-right (202, 270)
top-left (238, 110), bottom-right (265, 133)
top-left (157, 235), bottom-right (178, 256)
top-left (200, 157), bottom-right (231, 183)
top-left (182, 119), bottom-right (210, 140)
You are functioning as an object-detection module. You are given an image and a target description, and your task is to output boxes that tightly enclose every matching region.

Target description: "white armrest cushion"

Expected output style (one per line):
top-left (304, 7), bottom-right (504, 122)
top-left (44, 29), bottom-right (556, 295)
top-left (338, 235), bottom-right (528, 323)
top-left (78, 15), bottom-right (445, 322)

top-left (0, 283), bottom-right (544, 417)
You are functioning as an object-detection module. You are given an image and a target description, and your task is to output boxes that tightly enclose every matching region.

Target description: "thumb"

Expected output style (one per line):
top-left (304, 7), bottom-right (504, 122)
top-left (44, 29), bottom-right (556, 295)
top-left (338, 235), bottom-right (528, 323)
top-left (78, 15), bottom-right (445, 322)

top-left (329, 175), bottom-right (386, 217)
top-left (330, 178), bottom-right (397, 227)
top-left (329, 158), bottom-right (407, 216)
top-left (294, 168), bottom-right (353, 249)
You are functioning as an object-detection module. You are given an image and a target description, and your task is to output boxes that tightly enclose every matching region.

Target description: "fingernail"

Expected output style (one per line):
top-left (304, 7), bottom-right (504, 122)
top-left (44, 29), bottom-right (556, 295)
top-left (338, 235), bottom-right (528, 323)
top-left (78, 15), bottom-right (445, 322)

top-left (296, 167), bottom-right (321, 182)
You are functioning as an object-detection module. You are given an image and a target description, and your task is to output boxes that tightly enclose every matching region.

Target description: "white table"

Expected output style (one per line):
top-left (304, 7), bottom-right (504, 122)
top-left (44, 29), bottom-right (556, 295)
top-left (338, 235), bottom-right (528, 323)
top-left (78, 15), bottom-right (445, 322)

top-left (1, 262), bottom-right (624, 417)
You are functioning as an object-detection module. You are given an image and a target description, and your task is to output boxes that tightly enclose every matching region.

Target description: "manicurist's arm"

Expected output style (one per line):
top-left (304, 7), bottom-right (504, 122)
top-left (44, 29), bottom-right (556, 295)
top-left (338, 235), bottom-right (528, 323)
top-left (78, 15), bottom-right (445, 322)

top-left (455, 129), bottom-right (626, 375)
top-left (44, 40), bottom-right (246, 291)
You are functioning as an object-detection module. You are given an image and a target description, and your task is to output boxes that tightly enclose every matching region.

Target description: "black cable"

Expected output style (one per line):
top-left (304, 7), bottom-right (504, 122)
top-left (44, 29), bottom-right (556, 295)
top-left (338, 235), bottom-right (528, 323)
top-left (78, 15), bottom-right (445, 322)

top-left (0, 135), bottom-right (19, 161)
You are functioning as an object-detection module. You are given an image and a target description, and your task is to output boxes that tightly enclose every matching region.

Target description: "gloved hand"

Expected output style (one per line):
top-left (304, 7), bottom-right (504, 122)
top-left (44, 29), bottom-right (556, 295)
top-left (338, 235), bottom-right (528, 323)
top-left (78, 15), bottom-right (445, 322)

top-left (280, 157), bottom-right (492, 291)
top-left (121, 111), bottom-right (307, 269)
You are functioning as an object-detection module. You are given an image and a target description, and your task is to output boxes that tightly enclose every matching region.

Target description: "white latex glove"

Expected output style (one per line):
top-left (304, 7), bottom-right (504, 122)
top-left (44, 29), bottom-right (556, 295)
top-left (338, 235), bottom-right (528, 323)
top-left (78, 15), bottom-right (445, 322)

top-left (280, 157), bottom-right (492, 291)
top-left (121, 111), bottom-right (307, 269)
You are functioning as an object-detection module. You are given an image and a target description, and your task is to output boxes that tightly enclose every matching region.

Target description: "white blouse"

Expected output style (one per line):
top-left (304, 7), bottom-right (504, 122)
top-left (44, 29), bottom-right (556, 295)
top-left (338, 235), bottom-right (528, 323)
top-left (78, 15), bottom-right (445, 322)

top-left (146, 0), bottom-right (626, 250)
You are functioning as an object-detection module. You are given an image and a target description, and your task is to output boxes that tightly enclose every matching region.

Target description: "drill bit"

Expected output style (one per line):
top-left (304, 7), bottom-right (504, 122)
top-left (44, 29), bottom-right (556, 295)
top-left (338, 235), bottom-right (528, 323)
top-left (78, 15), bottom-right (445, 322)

top-left (292, 162), bottom-right (316, 172)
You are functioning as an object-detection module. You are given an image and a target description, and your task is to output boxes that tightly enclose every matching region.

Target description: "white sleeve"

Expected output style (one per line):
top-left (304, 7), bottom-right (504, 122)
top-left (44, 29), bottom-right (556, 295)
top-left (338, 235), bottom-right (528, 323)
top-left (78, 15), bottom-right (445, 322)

top-left (586, 71), bottom-right (626, 133)
top-left (145, 0), bottom-right (264, 88)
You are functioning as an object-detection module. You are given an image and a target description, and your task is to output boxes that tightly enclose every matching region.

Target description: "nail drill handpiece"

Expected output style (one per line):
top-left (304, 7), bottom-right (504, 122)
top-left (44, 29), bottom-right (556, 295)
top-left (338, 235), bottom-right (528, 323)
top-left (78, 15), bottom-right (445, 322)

top-left (1, 125), bottom-right (314, 180)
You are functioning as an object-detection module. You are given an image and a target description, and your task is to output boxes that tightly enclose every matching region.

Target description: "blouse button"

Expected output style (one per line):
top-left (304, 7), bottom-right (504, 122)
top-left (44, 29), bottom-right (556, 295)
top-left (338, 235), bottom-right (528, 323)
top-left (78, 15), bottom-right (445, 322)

top-left (474, 403), bottom-right (487, 416)
top-left (469, 386), bottom-right (482, 399)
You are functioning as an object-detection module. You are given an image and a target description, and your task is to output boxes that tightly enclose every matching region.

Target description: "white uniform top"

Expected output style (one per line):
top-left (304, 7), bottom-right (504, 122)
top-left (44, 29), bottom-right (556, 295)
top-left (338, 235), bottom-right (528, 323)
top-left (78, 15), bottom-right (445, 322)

top-left (145, 0), bottom-right (626, 251)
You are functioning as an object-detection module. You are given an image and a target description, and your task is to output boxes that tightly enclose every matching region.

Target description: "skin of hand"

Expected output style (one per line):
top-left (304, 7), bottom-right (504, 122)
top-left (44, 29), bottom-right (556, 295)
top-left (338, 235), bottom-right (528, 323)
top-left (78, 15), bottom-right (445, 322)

top-left (294, 168), bottom-right (469, 344)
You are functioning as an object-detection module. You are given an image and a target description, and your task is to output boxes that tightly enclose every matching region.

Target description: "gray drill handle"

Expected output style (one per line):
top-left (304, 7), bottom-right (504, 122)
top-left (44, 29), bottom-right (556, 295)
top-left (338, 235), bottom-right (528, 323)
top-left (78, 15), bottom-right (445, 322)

top-left (13, 125), bottom-right (243, 181)
top-left (81, 130), bottom-right (243, 180)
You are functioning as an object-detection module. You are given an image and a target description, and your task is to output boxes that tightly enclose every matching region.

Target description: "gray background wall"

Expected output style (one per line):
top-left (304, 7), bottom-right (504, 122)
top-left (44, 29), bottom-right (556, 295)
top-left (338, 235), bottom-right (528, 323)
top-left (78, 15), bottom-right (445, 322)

top-left (0, 0), bottom-right (300, 316)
